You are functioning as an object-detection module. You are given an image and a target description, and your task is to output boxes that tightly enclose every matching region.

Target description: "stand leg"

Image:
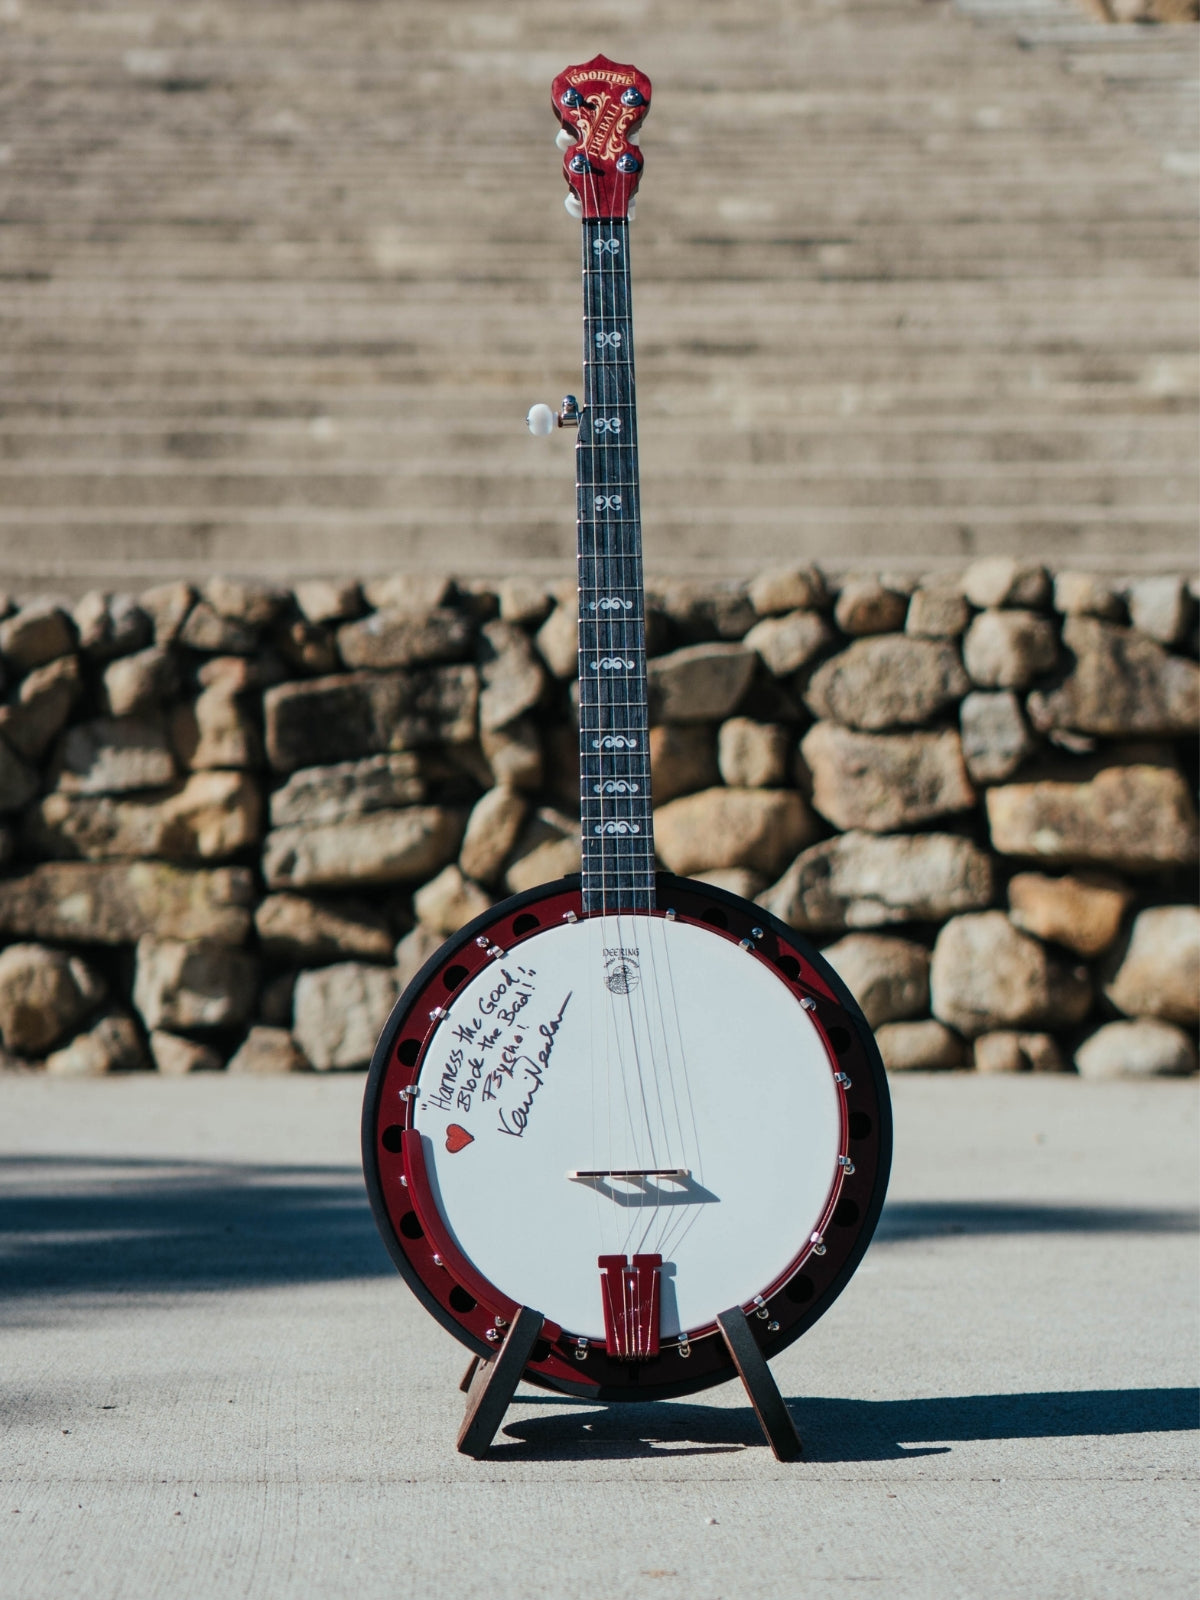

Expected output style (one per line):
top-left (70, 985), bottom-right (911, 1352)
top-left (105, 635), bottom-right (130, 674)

top-left (716, 1306), bottom-right (802, 1462)
top-left (459, 1357), bottom-right (480, 1394)
top-left (456, 1306), bottom-right (545, 1459)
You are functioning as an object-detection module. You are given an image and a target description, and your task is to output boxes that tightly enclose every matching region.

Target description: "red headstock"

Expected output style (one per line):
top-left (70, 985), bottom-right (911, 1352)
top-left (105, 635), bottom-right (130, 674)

top-left (552, 55), bottom-right (651, 221)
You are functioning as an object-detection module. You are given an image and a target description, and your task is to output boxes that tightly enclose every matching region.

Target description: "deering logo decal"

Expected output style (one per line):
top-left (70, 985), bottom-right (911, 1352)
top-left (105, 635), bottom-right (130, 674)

top-left (603, 947), bottom-right (641, 995)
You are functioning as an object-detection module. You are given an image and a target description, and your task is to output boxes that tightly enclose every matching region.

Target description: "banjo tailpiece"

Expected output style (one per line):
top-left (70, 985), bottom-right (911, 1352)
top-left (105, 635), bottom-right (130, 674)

top-left (599, 1254), bottom-right (663, 1360)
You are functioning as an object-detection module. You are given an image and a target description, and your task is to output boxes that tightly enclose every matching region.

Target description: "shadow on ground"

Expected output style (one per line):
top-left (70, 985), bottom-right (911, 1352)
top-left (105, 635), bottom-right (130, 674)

top-left (0, 1156), bottom-right (1195, 1302)
top-left (0, 1155), bottom-right (390, 1299)
top-left (877, 1200), bottom-right (1198, 1241)
top-left (499, 1387), bottom-right (1200, 1463)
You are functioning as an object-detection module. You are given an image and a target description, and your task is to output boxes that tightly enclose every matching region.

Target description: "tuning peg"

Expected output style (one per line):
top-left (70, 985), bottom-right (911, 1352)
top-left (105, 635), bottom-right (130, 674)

top-left (555, 127), bottom-right (576, 153)
top-left (564, 193), bottom-right (583, 219)
top-left (526, 396), bottom-right (579, 435)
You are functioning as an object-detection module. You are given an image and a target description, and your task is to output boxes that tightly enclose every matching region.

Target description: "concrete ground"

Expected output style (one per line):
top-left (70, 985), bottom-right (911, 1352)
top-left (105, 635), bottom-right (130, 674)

top-left (1, 1073), bottom-right (1196, 1600)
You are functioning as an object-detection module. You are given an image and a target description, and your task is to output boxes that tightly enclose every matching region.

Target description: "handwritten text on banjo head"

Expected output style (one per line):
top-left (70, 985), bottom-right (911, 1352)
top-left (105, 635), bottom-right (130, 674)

top-left (422, 963), bottom-right (573, 1142)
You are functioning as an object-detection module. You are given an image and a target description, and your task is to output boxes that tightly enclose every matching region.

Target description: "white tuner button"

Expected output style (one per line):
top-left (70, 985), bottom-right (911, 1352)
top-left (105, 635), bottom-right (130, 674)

top-left (526, 403), bottom-right (556, 437)
top-left (564, 193), bottom-right (583, 220)
top-left (555, 127), bottom-right (576, 152)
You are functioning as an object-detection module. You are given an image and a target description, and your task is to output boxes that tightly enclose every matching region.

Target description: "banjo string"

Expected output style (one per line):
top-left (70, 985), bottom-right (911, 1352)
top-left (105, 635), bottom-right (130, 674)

top-left (577, 165), bottom-right (703, 1295)
top-left (592, 176), bottom-right (651, 1262)
top-left (650, 916), bottom-right (707, 1262)
top-left (615, 207), bottom-right (673, 1258)
top-left (617, 199), bottom-right (698, 1261)
top-left (589, 175), bottom-right (623, 1266)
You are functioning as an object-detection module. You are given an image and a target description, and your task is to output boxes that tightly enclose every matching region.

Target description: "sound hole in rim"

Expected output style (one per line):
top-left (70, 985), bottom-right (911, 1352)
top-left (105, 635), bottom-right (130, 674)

top-left (776, 954), bottom-right (801, 981)
top-left (443, 964), bottom-right (469, 991)
top-left (833, 1198), bottom-right (861, 1227)
top-left (701, 907), bottom-right (728, 929)
top-left (397, 1038), bottom-right (420, 1067)
top-left (381, 1125), bottom-right (404, 1154)
top-left (449, 1285), bottom-right (476, 1314)
top-left (512, 913), bottom-right (540, 936)
top-left (848, 1111), bottom-right (872, 1141)
top-left (399, 1212), bottom-right (423, 1240)
top-left (785, 1274), bottom-right (815, 1304)
top-left (828, 1025), bottom-right (853, 1056)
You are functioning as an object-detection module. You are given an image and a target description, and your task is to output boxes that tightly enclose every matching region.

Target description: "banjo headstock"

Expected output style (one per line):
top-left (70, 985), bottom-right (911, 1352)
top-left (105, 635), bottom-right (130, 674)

top-left (552, 55), bottom-right (651, 221)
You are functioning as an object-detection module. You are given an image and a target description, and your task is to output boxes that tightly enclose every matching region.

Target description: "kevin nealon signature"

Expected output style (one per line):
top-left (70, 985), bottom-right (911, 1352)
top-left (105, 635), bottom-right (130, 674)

top-left (496, 994), bottom-right (573, 1139)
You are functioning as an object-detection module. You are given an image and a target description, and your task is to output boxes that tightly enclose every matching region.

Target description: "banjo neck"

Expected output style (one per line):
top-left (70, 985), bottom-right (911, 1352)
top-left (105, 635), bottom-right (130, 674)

top-left (576, 218), bottom-right (654, 917)
top-left (553, 56), bottom-right (656, 918)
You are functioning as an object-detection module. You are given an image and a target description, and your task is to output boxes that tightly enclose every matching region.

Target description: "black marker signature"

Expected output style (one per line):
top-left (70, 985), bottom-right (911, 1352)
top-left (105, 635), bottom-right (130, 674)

top-left (496, 994), bottom-right (572, 1139)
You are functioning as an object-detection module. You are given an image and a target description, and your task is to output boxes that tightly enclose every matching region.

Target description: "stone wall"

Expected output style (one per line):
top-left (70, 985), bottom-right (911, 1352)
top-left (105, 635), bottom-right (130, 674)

top-left (0, 561), bottom-right (1194, 1081)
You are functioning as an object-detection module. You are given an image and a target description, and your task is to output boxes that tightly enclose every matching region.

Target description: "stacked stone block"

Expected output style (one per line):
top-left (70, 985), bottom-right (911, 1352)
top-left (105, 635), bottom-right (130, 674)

top-left (0, 562), bottom-right (1194, 1078)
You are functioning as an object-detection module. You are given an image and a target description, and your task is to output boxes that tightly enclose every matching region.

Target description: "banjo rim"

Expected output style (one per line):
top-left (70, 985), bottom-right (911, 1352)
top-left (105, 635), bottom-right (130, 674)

top-left (362, 870), bottom-right (892, 1403)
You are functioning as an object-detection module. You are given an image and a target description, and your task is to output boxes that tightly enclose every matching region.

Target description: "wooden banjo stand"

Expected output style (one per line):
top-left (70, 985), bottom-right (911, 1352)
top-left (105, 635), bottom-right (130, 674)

top-left (362, 55), bottom-right (892, 1462)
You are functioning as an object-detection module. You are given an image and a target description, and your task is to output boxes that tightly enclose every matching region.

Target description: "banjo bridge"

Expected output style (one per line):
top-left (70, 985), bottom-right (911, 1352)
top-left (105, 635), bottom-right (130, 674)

top-left (568, 1167), bottom-right (718, 1208)
top-left (598, 1253), bottom-right (662, 1360)
top-left (568, 1167), bottom-right (688, 1182)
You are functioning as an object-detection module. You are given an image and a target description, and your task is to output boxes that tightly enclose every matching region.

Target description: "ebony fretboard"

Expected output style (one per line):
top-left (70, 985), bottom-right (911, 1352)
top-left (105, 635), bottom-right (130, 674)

top-left (576, 219), bottom-right (655, 916)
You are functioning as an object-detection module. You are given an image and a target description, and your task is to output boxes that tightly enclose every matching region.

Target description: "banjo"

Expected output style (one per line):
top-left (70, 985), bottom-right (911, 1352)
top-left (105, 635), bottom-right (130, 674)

top-left (362, 54), bottom-right (892, 1459)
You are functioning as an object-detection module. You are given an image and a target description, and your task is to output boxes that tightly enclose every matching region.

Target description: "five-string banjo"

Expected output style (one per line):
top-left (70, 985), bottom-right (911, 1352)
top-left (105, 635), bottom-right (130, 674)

top-left (362, 55), bottom-right (892, 1459)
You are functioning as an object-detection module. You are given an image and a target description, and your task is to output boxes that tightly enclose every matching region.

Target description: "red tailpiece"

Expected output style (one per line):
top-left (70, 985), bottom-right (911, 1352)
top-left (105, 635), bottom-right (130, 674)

top-left (598, 1253), bottom-right (662, 1359)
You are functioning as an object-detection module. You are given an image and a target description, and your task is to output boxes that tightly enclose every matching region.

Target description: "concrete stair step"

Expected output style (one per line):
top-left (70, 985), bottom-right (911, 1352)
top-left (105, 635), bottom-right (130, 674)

top-left (0, 467), bottom-right (1190, 515)
top-left (0, 0), bottom-right (1193, 587)
top-left (2, 421), bottom-right (1191, 470)
top-left (0, 509), bottom-right (1187, 593)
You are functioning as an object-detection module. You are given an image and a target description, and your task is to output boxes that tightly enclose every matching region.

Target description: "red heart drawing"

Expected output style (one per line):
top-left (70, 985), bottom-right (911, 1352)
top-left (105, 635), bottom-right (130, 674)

top-left (445, 1123), bottom-right (474, 1154)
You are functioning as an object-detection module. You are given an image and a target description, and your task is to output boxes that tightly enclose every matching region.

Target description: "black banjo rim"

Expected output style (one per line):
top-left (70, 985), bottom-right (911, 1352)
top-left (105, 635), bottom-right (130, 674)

top-left (362, 870), bottom-right (892, 1404)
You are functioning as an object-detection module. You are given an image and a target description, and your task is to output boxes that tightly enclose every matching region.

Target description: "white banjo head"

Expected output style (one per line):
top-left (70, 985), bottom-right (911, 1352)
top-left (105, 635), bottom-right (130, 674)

top-left (414, 914), bottom-right (840, 1339)
top-left (363, 876), bottom-right (891, 1402)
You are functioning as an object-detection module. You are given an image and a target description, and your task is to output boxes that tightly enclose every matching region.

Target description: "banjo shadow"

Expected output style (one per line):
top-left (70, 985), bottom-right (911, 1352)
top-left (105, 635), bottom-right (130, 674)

top-left (498, 1385), bottom-right (1199, 1463)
